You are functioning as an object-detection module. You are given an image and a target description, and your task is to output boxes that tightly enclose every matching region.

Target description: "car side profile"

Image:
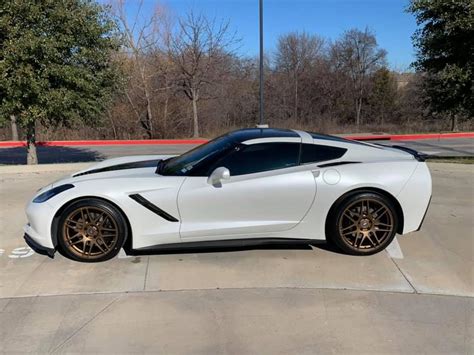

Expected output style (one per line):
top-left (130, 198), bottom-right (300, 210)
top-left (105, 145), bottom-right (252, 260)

top-left (24, 128), bottom-right (432, 262)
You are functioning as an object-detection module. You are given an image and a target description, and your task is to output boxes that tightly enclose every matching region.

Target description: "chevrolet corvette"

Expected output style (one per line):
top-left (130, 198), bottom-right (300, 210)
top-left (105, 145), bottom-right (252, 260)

top-left (24, 128), bottom-right (432, 262)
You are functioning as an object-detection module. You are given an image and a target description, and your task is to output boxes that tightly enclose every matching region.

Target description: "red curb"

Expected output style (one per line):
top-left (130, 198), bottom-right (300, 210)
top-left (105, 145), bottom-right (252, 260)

top-left (0, 139), bottom-right (208, 147)
top-left (390, 132), bottom-right (474, 141)
top-left (0, 132), bottom-right (472, 148)
top-left (343, 135), bottom-right (390, 141)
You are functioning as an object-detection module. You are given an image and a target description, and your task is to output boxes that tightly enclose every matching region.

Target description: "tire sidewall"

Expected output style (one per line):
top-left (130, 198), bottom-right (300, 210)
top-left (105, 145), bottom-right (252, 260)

top-left (57, 198), bottom-right (128, 262)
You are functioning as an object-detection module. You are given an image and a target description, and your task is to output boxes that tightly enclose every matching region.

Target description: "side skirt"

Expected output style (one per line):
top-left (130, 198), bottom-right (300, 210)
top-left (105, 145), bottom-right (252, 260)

top-left (125, 237), bottom-right (320, 255)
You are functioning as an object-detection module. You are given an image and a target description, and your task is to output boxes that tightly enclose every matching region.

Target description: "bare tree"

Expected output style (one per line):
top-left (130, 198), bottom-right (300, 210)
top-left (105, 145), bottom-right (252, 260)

top-left (275, 32), bottom-right (325, 121)
top-left (168, 11), bottom-right (237, 137)
top-left (331, 28), bottom-right (387, 127)
top-left (112, 0), bottom-right (170, 138)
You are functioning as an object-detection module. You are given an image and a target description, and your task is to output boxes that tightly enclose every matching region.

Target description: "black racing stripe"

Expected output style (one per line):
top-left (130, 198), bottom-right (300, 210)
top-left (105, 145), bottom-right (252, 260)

top-left (73, 159), bottom-right (160, 177)
top-left (129, 194), bottom-right (179, 222)
top-left (317, 161), bottom-right (361, 168)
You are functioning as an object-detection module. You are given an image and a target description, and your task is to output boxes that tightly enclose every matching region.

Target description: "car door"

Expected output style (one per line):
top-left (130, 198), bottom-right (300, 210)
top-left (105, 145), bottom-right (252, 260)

top-left (177, 140), bottom-right (317, 240)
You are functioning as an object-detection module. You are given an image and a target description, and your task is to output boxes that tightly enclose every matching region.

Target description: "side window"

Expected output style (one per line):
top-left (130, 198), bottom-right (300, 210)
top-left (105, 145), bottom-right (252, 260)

top-left (213, 142), bottom-right (300, 176)
top-left (300, 144), bottom-right (347, 164)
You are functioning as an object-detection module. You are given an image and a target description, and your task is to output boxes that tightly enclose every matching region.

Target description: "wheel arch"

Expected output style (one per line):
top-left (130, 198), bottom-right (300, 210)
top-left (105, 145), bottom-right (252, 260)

top-left (51, 196), bottom-right (133, 252)
top-left (325, 187), bottom-right (404, 237)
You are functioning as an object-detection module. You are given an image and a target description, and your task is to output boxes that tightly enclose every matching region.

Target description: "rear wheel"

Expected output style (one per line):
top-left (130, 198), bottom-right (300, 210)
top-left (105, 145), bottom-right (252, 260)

top-left (57, 199), bottom-right (127, 262)
top-left (327, 192), bottom-right (398, 255)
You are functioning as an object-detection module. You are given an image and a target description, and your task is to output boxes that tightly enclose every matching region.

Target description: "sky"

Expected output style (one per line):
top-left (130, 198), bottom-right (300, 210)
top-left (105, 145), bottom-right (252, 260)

top-left (117, 0), bottom-right (418, 71)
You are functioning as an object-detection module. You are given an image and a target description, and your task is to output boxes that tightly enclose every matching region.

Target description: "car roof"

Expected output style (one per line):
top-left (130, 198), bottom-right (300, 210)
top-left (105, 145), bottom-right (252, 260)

top-left (228, 128), bottom-right (299, 143)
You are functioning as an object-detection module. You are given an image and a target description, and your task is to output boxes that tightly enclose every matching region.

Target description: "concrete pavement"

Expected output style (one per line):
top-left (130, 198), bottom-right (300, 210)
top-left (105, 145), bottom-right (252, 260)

top-left (1, 289), bottom-right (471, 354)
top-left (0, 162), bottom-right (472, 353)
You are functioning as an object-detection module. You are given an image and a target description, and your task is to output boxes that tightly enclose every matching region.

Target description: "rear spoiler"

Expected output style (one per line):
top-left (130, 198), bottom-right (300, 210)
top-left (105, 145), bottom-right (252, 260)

top-left (389, 145), bottom-right (427, 162)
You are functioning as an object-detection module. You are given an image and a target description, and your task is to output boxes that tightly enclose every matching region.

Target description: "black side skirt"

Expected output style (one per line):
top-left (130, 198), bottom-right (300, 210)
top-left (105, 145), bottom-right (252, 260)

top-left (125, 237), bottom-right (318, 255)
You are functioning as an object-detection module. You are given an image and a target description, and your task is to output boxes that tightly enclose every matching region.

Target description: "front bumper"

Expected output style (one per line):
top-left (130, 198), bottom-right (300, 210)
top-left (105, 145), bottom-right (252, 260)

top-left (24, 233), bottom-right (55, 258)
top-left (24, 199), bottom-right (56, 249)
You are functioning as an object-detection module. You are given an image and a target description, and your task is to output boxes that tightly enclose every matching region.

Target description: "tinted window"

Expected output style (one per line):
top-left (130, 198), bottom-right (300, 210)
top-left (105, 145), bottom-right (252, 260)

top-left (212, 142), bottom-right (300, 176)
top-left (300, 144), bottom-right (347, 164)
top-left (160, 134), bottom-right (235, 176)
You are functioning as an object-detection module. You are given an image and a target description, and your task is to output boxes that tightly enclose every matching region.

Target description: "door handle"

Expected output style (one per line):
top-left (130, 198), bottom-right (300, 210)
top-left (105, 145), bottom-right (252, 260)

top-left (311, 170), bottom-right (320, 178)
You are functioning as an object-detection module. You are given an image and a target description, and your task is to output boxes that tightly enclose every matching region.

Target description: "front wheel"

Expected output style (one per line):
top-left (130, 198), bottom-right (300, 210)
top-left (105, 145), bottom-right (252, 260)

top-left (57, 199), bottom-right (128, 262)
top-left (327, 192), bottom-right (398, 255)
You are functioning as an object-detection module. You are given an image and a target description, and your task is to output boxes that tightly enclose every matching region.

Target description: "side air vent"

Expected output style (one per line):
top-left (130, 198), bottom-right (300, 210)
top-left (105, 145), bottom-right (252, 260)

top-left (129, 194), bottom-right (179, 222)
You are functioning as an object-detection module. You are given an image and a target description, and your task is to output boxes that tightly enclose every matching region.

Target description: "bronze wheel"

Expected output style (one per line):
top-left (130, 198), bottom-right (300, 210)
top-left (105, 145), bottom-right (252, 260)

top-left (58, 199), bottom-right (127, 262)
top-left (328, 192), bottom-right (398, 255)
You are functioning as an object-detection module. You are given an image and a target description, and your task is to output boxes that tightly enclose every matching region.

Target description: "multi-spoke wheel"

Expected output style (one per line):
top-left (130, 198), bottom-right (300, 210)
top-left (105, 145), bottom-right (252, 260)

top-left (327, 192), bottom-right (399, 255)
top-left (57, 199), bottom-right (127, 262)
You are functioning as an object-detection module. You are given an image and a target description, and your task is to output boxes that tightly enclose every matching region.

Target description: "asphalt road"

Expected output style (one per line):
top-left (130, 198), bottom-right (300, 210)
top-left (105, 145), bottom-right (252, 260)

top-left (0, 137), bottom-right (472, 164)
top-left (0, 162), bottom-right (472, 353)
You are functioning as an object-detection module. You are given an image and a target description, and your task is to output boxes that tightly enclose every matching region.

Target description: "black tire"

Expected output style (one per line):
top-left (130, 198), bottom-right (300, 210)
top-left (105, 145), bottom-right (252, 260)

top-left (57, 198), bottom-right (128, 262)
top-left (326, 192), bottom-right (399, 256)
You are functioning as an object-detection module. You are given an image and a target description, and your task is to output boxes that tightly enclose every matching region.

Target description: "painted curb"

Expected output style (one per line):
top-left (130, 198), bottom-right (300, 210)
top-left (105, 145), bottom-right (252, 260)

top-left (0, 132), bottom-right (472, 148)
top-left (0, 138), bottom-right (208, 148)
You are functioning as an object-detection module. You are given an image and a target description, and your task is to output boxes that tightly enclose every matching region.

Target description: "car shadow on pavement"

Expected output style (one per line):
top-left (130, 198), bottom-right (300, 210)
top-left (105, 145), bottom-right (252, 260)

top-left (0, 146), bottom-right (104, 164)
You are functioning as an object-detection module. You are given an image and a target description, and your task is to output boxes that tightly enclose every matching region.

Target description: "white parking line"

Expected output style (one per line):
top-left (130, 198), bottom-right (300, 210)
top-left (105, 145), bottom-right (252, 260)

top-left (8, 247), bottom-right (35, 258)
top-left (118, 248), bottom-right (132, 259)
top-left (385, 237), bottom-right (404, 259)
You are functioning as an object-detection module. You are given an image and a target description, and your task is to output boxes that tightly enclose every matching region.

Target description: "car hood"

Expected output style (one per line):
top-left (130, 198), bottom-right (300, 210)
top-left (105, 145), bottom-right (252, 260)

top-left (49, 155), bottom-right (177, 188)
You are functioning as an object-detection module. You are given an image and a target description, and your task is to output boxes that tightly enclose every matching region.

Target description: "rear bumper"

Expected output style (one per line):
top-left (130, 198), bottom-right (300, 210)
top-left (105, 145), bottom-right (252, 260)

top-left (416, 195), bottom-right (432, 231)
top-left (24, 233), bottom-right (55, 258)
top-left (396, 162), bottom-right (432, 234)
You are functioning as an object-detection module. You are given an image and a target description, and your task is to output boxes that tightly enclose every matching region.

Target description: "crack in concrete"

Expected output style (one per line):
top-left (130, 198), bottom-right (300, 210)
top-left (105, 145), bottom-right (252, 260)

top-left (143, 256), bottom-right (150, 291)
top-left (50, 296), bottom-right (120, 353)
top-left (390, 257), bottom-right (418, 294)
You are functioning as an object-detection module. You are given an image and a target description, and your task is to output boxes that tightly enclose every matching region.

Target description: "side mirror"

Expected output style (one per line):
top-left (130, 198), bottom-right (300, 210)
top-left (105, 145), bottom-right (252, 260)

top-left (207, 167), bottom-right (230, 187)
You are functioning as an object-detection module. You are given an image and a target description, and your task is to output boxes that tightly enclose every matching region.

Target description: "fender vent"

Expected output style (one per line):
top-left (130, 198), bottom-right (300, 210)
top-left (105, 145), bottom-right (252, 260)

top-left (129, 194), bottom-right (179, 222)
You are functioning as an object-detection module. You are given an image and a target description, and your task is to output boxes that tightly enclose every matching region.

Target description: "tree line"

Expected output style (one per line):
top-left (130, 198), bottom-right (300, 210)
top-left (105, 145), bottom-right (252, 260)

top-left (0, 0), bottom-right (472, 164)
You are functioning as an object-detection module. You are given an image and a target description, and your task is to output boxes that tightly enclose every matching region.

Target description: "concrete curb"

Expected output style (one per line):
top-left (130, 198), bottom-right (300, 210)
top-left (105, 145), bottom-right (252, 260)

top-left (0, 162), bottom-right (91, 174)
top-left (1, 132), bottom-right (472, 148)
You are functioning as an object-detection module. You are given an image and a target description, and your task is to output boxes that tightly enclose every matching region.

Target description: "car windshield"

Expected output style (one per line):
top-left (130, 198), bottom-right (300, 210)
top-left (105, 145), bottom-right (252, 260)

top-left (158, 134), bottom-right (235, 176)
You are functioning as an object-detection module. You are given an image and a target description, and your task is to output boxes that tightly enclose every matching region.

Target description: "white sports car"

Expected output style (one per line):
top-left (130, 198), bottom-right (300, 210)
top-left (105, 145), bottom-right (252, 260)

top-left (24, 128), bottom-right (432, 262)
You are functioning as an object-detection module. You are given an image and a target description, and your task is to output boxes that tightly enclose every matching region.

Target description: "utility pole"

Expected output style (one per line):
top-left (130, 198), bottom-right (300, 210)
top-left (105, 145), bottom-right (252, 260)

top-left (257, 0), bottom-right (268, 128)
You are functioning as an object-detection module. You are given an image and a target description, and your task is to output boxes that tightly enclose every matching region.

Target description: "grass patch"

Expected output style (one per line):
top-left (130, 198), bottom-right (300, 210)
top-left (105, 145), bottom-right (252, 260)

top-left (426, 156), bottom-right (474, 164)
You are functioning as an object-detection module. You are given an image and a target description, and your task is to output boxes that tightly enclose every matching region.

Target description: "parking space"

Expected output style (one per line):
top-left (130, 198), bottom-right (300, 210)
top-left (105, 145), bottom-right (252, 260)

top-left (0, 162), bottom-right (472, 353)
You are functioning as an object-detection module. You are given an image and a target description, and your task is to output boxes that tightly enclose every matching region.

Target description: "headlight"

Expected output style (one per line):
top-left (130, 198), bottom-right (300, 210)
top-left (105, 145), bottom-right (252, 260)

top-left (33, 184), bottom-right (74, 203)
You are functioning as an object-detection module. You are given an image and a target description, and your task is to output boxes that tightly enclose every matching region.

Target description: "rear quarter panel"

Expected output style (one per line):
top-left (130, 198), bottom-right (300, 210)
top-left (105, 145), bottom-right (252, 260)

top-left (293, 160), bottom-right (420, 239)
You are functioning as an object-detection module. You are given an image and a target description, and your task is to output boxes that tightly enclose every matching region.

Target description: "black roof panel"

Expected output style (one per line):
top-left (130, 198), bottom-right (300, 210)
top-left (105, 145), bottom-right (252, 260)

top-left (228, 128), bottom-right (299, 142)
